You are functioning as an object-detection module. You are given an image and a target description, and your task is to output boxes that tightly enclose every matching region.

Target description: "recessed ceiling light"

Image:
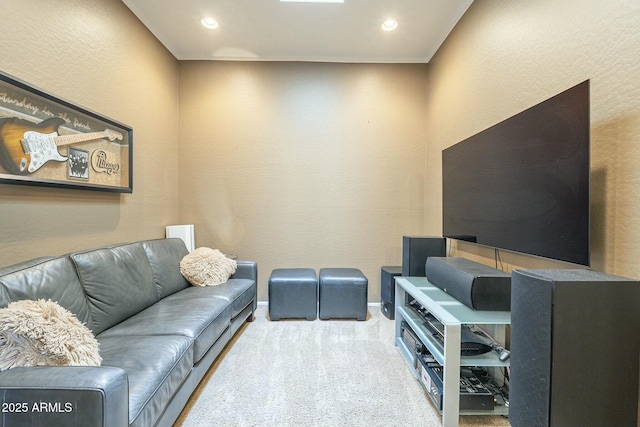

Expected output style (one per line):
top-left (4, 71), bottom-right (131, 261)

top-left (381, 19), bottom-right (398, 31)
top-left (280, 0), bottom-right (344, 3)
top-left (201, 17), bottom-right (219, 29)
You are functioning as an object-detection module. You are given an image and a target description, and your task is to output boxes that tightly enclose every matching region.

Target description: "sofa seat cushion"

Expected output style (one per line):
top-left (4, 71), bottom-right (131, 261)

top-left (164, 278), bottom-right (256, 319)
top-left (99, 298), bottom-right (231, 363)
top-left (98, 334), bottom-right (193, 427)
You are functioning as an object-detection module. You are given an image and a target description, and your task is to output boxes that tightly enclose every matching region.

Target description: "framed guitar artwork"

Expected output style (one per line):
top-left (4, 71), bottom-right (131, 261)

top-left (0, 71), bottom-right (132, 192)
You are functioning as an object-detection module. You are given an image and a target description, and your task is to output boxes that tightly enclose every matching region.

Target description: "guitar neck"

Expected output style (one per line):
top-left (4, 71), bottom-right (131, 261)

top-left (54, 130), bottom-right (121, 147)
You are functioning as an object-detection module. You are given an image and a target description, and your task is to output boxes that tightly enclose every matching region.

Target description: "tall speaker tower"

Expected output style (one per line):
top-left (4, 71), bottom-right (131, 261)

top-left (401, 236), bottom-right (446, 277)
top-left (510, 269), bottom-right (640, 427)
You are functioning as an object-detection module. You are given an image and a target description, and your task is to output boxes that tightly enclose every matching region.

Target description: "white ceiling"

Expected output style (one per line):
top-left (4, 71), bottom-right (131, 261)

top-left (122, 0), bottom-right (473, 63)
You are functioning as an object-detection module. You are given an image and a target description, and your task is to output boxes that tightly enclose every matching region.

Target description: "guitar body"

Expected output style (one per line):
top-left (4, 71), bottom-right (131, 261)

top-left (0, 117), bottom-right (66, 175)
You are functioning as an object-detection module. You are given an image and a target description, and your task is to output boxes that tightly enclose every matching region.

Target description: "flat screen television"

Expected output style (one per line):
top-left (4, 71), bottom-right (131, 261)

top-left (442, 80), bottom-right (590, 266)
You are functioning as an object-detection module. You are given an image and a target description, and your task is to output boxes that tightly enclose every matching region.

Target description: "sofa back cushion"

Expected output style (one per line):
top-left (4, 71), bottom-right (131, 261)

top-left (0, 257), bottom-right (94, 330)
top-left (142, 238), bottom-right (190, 299)
top-left (71, 243), bottom-right (158, 334)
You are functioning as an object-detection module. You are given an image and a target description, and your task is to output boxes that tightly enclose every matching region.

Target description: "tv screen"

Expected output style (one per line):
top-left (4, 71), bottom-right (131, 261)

top-left (442, 81), bottom-right (590, 266)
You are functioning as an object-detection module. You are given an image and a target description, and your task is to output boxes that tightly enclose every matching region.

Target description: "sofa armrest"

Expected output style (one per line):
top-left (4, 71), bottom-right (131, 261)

top-left (0, 366), bottom-right (128, 427)
top-left (232, 260), bottom-right (257, 282)
top-left (231, 260), bottom-right (258, 317)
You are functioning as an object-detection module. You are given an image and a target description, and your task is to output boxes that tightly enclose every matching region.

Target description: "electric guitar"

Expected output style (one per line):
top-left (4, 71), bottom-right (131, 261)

top-left (0, 117), bottom-right (123, 175)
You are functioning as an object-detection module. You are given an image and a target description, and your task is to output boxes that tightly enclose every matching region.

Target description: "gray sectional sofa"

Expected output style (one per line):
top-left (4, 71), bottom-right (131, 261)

top-left (0, 238), bottom-right (257, 427)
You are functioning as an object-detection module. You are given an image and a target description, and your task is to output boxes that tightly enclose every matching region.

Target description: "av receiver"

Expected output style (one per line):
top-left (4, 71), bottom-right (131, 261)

top-left (417, 353), bottom-right (495, 411)
top-left (406, 297), bottom-right (493, 356)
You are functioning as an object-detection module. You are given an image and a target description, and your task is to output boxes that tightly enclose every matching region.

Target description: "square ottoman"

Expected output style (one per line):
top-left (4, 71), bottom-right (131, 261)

top-left (319, 268), bottom-right (368, 321)
top-left (268, 268), bottom-right (317, 320)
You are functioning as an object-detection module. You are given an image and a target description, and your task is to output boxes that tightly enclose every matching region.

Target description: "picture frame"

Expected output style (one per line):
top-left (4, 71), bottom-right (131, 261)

top-left (0, 71), bottom-right (133, 193)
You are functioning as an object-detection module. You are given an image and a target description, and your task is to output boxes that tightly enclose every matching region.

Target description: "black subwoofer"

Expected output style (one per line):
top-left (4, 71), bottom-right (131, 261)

top-left (510, 269), bottom-right (640, 427)
top-left (380, 266), bottom-right (402, 319)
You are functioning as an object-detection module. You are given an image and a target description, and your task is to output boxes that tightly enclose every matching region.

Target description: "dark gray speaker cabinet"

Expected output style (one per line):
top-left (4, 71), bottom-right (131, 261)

top-left (380, 266), bottom-right (402, 319)
top-left (510, 269), bottom-right (640, 427)
top-left (401, 236), bottom-right (446, 277)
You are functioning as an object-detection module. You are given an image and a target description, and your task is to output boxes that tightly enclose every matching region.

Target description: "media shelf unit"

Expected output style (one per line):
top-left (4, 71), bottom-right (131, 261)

top-left (394, 276), bottom-right (510, 427)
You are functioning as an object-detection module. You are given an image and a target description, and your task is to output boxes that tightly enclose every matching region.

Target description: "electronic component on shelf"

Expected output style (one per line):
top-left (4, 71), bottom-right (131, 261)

top-left (417, 355), bottom-right (496, 411)
top-left (406, 297), bottom-right (493, 356)
top-left (468, 324), bottom-right (511, 361)
top-left (400, 321), bottom-right (425, 369)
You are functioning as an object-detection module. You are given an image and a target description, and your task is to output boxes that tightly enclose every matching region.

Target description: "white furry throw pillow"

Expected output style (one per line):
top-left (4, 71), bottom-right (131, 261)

top-left (180, 247), bottom-right (237, 286)
top-left (0, 299), bottom-right (101, 371)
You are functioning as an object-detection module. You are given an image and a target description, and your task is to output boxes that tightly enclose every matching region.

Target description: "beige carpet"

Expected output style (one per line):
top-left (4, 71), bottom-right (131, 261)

top-left (174, 304), bottom-right (511, 427)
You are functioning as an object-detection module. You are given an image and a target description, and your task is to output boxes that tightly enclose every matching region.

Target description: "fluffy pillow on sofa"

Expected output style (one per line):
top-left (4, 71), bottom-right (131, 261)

top-left (180, 247), bottom-right (237, 286)
top-left (0, 299), bottom-right (102, 371)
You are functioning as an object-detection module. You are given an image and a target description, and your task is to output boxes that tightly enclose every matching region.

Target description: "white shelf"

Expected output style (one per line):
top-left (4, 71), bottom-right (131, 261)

top-left (398, 277), bottom-right (510, 324)
top-left (394, 276), bottom-right (510, 427)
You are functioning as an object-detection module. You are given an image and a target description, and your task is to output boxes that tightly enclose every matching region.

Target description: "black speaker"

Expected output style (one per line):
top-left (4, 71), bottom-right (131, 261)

top-left (380, 266), bottom-right (402, 320)
top-left (425, 257), bottom-right (511, 311)
top-left (402, 236), bottom-right (446, 277)
top-left (510, 269), bottom-right (640, 427)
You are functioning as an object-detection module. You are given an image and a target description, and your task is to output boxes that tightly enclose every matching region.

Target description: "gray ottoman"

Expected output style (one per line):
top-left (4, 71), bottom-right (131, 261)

top-left (319, 268), bottom-right (368, 321)
top-left (268, 268), bottom-right (317, 320)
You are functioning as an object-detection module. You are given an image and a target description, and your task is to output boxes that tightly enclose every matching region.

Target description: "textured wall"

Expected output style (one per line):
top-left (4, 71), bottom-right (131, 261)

top-left (425, 0), bottom-right (640, 277)
top-left (0, 0), bottom-right (179, 265)
top-left (5, 0), bottom-right (637, 297)
top-left (178, 61), bottom-right (428, 301)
